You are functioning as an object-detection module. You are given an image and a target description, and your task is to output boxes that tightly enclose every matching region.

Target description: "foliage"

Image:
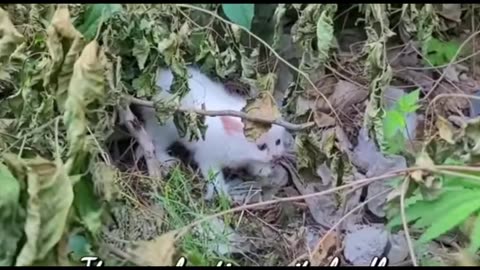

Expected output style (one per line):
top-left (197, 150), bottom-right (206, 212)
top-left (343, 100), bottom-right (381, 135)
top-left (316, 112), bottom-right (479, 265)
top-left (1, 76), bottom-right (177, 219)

top-left (1, 2), bottom-right (480, 267)
top-left (383, 89), bottom-right (420, 154)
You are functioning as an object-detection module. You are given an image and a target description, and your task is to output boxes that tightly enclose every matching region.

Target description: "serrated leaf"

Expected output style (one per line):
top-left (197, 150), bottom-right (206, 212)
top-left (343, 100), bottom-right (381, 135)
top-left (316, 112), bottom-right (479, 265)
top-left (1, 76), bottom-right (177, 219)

top-left (425, 37), bottom-right (461, 67)
top-left (419, 196), bottom-right (480, 243)
top-left (397, 89), bottom-right (420, 113)
top-left (222, 4), bottom-right (255, 30)
top-left (388, 188), bottom-right (479, 229)
top-left (76, 4), bottom-right (123, 41)
top-left (384, 110), bottom-right (405, 139)
top-left (132, 36), bottom-right (150, 70)
top-left (414, 189), bottom-right (480, 229)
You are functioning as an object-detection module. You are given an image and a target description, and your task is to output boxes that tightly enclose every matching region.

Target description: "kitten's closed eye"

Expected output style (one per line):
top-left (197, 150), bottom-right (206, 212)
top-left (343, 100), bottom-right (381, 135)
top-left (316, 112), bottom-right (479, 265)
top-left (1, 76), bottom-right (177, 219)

top-left (257, 143), bottom-right (267, 151)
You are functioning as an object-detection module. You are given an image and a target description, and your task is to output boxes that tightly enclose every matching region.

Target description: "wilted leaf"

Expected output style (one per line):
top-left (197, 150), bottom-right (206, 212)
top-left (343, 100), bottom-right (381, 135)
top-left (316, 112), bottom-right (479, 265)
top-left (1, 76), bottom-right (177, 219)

top-left (132, 36), bottom-right (150, 70)
top-left (0, 7), bottom-right (24, 62)
top-left (2, 155), bottom-right (74, 266)
top-left (63, 40), bottom-right (106, 171)
top-left (44, 5), bottom-right (86, 111)
top-left (0, 162), bottom-right (23, 266)
top-left (242, 92), bottom-right (281, 141)
top-left (131, 230), bottom-right (179, 266)
top-left (436, 116), bottom-right (454, 144)
top-left (316, 9), bottom-right (334, 63)
top-left (76, 4), bottom-right (123, 41)
top-left (222, 4), bottom-right (254, 30)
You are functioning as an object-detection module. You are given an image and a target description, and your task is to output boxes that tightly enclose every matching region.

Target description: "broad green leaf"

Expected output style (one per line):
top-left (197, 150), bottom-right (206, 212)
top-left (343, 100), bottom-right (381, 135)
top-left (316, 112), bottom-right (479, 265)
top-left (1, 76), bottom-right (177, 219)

top-left (68, 234), bottom-right (92, 259)
top-left (413, 189), bottom-right (480, 229)
top-left (425, 37), bottom-right (461, 67)
top-left (76, 4), bottom-right (123, 41)
top-left (73, 176), bottom-right (102, 235)
top-left (384, 110), bottom-right (405, 139)
top-left (468, 215), bottom-right (480, 253)
top-left (419, 197), bottom-right (480, 243)
top-left (222, 4), bottom-right (255, 30)
top-left (388, 188), bottom-right (479, 229)
top-left (0, 162), bottom-right (23, 266)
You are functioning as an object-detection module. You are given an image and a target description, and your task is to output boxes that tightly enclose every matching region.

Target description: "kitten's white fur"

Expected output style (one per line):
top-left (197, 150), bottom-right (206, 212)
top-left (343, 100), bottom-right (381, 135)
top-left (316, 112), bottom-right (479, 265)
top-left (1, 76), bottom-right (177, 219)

top-left (139, 67), bottom-right (288, 200)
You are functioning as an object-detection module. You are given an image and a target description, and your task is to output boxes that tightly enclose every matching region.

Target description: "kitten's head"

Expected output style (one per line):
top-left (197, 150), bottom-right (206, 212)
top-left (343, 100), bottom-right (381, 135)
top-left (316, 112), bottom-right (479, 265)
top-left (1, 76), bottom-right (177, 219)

top-left (220, 116), bottom-right (290, 163)
top-left (254, 124), bottom-right (288, 163)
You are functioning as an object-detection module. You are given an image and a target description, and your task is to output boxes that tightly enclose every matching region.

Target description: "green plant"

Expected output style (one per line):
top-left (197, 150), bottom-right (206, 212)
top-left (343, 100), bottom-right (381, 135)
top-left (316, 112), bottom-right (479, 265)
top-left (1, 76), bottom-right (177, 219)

top-left (424, 37), bottom-right (461, 67)
top-left (383, 89), bottom-right (420, 154)
top-left (387, 157), bottom-right (480, 256)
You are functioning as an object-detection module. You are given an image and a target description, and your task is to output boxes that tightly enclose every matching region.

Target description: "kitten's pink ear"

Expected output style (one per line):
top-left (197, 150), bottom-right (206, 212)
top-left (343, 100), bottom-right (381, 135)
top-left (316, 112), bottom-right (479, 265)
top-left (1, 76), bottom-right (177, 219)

top-left (220, 116), bottom-right (243, 136)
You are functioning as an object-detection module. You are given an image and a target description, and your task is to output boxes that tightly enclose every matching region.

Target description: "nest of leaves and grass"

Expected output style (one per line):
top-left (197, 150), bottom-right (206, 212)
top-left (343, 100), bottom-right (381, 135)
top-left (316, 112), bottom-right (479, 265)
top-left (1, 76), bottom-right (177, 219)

top-left (1, 3), bottom-right (480, 267)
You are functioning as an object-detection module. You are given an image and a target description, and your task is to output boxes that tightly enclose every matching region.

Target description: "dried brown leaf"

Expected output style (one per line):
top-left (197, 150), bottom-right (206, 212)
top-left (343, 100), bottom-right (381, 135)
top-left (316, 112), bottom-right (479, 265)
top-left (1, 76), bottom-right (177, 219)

top-left (242, 92), bottom-right (281, 141)
top-left (131, 230), bottom-right (178, 266)
top-left (0, 7), bottom-right (24, 61)
top-left (436, 116), bottom-right (455, 144)
top-left (311, 232), bottom-right (337, 266)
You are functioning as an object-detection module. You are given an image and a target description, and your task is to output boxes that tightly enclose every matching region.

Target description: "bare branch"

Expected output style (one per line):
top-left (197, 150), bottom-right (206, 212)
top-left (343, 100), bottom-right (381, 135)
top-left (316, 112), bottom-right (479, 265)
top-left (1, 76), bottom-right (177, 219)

top-left (127, 96), bottom-right (315, 131)
top-left (117, 104), bottom-right (162, 178)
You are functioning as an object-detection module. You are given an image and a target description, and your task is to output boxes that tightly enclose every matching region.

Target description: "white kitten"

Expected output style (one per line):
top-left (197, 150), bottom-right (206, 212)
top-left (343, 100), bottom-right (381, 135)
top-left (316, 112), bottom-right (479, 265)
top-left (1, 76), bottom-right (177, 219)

top-left (139, 67), bottom-right (289, 200)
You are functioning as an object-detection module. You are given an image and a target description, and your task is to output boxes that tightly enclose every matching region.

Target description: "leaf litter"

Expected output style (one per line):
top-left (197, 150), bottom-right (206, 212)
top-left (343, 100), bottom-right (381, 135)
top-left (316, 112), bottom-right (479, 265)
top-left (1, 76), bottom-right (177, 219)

top-left (2, 3), bottom-right (480, 267)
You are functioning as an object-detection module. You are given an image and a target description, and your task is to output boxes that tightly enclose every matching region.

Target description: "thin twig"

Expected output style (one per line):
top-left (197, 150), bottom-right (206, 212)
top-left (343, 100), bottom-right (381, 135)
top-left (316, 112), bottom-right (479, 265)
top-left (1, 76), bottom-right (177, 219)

top-left (176, 167), bottom-right (417, 239)
top-left (128, 96), bottom-right (315, 131)
top-left (117, 103), bottom-right (162, 178)
top-left (400, 177), bottom-right (418, 266)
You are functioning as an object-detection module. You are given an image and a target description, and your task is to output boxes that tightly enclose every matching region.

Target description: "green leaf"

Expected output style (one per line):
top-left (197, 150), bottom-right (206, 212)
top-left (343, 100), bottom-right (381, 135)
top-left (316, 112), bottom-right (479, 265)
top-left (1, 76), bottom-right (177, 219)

top-left (68, 234), bottom-right (92, 259)
top-left (387, 188), bottom-right (479, 229)
top-left (384, 110), bottom-right (405, 139)
top-left (468, 215), bottom-right (480, 253)
top-left (222, 4), bottom-right (255, 30)
top-left (413, 189), bottom-right (480, 229)
top-left (419, 196), bottom-right (480, 243)
top-left (76, 4), bottom-right (123, 41)
top-left (73, 176), bottom-right (103, 235)
top-left (0, 162), bottom-right (23, 266)
top-left (397, 89), bottom-right (420, 113)
top-left (424, 37), bottom-right (461, 67)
